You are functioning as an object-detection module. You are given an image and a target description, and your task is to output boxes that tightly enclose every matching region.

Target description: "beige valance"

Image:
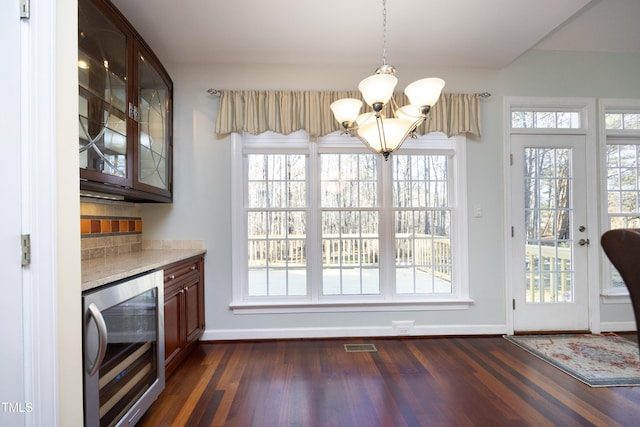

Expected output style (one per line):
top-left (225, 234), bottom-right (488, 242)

top-left (214, 90), bottom-right (482, 138)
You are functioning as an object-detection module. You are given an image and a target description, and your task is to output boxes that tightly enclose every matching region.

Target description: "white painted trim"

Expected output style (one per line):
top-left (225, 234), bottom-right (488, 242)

top-left (583, 98), bottom-right (600, 334)
top-left (1, 0), bottom-right (27, 425)
top-left (597, 98), bottom-right (640, 297)
top-left (230, 133), bottom-right (247, 303)
top-left (503, 97), bottom-right (598, 334)
top-left (231, 131), bottom-right (470, 310)
top-left (601, 294), bottom-right (631, 304)
top-left (21, 1), bottom-right (59, 425)
top-left (600, 322), bottom-right (637, 333)
top-left (229, 299), bottom-right (474, 314)
top-left (503, 96), bottom-right (515, 335)
top-left (201, 323), bottom-right (507, 341)
top-left (452, 135), bottom-right (470, 301)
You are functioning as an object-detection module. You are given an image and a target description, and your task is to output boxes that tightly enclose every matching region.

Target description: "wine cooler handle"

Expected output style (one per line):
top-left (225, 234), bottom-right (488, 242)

top-left (87, 302), bottom-right (108, 377)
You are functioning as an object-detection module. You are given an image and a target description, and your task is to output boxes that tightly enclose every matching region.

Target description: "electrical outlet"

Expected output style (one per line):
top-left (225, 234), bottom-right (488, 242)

top-left (392, 320), bottom-right (414, 335)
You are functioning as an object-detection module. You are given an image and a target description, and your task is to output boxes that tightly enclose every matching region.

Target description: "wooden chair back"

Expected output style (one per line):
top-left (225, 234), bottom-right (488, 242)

top-left (601, 228), bottom-right (640, 346)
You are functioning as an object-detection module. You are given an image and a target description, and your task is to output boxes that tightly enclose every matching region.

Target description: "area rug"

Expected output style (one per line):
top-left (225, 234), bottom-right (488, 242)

top-left (504, 333), bottom-right (640, 387)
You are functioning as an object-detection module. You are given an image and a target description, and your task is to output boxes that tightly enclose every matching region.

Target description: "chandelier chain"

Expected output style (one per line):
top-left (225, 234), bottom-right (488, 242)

top-left (382, 0), bottom-right (388, 66)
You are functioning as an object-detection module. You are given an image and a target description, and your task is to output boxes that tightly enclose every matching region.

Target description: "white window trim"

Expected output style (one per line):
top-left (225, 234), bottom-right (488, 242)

top-left (230, 131), bottom-right (471, 314)
top-left (503, 96), bottom-right (599, 333)
top-left (509, 99), bottom-right (591, 135)
top-left (598, 98), bottom-right (640, 298)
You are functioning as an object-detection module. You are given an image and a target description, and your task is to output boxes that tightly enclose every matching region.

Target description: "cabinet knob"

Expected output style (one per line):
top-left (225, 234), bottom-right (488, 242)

top-left (190, 265), bottom-right (196, 271)
top-left (168, 274), bottom-right (175, 280)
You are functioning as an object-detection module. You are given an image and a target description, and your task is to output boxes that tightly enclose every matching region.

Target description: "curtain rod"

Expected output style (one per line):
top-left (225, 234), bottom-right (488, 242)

top-left (207, 88), bottom-right (491, 98)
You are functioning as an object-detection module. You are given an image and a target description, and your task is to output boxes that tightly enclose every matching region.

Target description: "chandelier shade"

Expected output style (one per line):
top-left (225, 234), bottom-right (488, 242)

top-left (357, 117), bottom-right (417, 160)
top-left (330, 98), bottom-right (363, 127)
top-left (330, 0), bottom-right (445, 160)
top-left (405, 78), bottom-right (446, 110)
top-left (358, 73), bottom-right (398, 108)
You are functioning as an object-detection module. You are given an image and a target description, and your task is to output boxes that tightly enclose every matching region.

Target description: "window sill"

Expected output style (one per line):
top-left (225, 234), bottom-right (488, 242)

top-left (601, 293), bottom-right (631, 304)
top-left (229, 298), bottom-right (474, 314)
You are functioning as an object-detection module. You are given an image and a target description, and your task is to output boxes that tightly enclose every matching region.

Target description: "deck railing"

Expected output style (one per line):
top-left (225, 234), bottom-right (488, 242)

top-left (248, 233), bottom-right (452, 280)
top-left (524, 244), bottom-right (572, 302)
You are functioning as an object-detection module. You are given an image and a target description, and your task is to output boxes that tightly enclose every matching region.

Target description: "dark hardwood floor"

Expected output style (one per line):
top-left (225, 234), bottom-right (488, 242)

top-left (139, 335), bottom-right (640, 426)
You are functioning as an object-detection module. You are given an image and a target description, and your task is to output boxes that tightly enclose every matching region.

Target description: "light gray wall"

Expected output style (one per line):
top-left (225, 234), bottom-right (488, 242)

top-left (141, 50), bottom-right (640, 336)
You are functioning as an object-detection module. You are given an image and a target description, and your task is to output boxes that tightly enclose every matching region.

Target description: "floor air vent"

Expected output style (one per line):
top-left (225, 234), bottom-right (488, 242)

top-left (344, 343), bottom-right (377, 353)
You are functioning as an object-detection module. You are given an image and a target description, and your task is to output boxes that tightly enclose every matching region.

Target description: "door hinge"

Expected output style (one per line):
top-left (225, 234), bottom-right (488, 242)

top-left (510, 153), bottom-right (513, 166)
top-left (511, 226), bottom-right (514, 237)
top-left (512, 298), bottom-right (516, 310)
top-left (21, 234), bottom-right (31, 266)
top-left (20, 0), bottom-right (30, 19)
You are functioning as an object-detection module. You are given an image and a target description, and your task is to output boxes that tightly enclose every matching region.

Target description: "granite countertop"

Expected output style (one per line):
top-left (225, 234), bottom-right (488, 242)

top-left (82, 248), bottom-right (207, 292)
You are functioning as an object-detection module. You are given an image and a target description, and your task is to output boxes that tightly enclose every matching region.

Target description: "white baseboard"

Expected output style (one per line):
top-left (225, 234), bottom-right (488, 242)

top-left (600, 321), bottom-right (637, 333)
top-left (201, 323), bottom-right (508, 341)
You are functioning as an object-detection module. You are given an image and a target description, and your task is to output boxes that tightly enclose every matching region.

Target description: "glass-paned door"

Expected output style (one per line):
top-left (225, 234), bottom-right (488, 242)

top-left (510, 134), bottom-right (590, 331)
top-left (78, 0), bottom-right (130, 185)
top-left (136, 45), bottom-right (172, 194)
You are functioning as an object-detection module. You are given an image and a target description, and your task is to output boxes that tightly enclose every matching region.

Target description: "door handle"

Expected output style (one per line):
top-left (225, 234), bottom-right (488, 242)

top-left (578, 238), bottom-right (590, 246)
top-left (86, 302), bottom-right (108, 377)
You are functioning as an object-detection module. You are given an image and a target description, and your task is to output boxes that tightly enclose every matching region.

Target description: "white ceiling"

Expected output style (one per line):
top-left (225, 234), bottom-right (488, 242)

top-left (110, 0), bottom-right (640, 69)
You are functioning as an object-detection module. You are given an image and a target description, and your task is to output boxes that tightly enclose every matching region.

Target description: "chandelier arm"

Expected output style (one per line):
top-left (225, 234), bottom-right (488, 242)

top-left (387, 95), bottom-right (402, 118)
top-left (376, 116), bottom-right (387, 153)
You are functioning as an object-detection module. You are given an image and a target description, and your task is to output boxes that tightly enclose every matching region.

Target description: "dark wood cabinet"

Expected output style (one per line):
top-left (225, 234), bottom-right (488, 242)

top-left (78, 0), bottom-right (173, 202)
top-left (163, 255), bottom-right (205, 377)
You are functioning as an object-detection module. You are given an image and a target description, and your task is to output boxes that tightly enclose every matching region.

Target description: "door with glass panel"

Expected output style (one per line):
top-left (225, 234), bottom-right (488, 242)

top-left (510, 134), bottom-right (590, 331)
top-left (134, 42), bottom-right (172, 197)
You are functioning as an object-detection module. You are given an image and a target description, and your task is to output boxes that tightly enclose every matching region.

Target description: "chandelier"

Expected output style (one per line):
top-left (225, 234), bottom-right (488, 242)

top-left (330, 0), bottom-right (445, 160)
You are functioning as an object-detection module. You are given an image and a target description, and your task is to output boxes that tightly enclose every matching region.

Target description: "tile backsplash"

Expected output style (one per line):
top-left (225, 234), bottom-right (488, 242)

top-left (80, 200), bottom-right (204, 260)
top-left (81, 200), bottom-right (142, 260)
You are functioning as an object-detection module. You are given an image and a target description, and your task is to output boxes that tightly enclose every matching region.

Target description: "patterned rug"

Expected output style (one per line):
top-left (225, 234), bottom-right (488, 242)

top-left (504, 333), bottom-right (640, 387)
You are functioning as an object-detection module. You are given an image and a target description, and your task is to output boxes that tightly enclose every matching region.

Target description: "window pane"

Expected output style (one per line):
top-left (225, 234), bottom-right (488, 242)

top-left (246, 153), bottom-right (307, 297)
top-left (624, 113), bottom-right (640, 130)
top-left (511, 110), bottom-right (581, 129)
top-left (320, 153), bottom-right (380, 296)
top-left (607, 113), bottom-right (640, 130)
top-left (247, 154), bottom-right (306, 208)
top-left (321, 154), bottom-right (377, 208)
top-left (607, 133), bottom-right (640, 289)
top-left (605, 113), bottom-right (623, 130)
top-left (392, 155), bottom-right (448, 208)
top-left (535, 112), bottom-right (556, 128)
top-left (607, 145), bottom-right (640, 214)
top-left (321, 210), bottom-right (380, 296)
top-left (393, 154), bottom-right (452, 294)
top-left (395, 210), bottom-right (451, 294)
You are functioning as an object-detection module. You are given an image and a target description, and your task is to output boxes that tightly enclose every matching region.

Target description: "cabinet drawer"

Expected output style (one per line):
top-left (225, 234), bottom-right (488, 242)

top-left (163, 256), bottom-right (201, 283)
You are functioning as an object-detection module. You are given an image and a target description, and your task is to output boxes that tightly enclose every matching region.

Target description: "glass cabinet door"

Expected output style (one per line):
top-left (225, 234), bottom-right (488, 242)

top-left (136, 48), bottom-right (171, 195)
top-left (78, 0), bottom-right (130, 185)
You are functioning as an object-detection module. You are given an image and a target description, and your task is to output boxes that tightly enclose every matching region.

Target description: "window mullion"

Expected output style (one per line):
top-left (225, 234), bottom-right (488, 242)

top-left (307, 141), bottom-right (322, 301)
top-left (379, 159), bottom-right (396, 299)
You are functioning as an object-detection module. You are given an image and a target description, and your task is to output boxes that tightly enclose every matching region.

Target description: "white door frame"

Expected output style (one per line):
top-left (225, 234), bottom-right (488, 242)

top-left (1, 1), bottom-right (82, 425)
top-left (503, 97), bottom-right (599, 335)
top-left (1, 3), bottom-right (28, 425)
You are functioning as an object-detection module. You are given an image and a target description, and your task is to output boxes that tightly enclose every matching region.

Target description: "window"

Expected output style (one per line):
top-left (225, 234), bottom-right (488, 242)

top-left (511, 110), bottom-right (581, 129)
top-left (320, 153), bottom-right (380, 295)
top-left (605, 112), bottom-right (640, 130)
top-left (231, 131), bottom-right (469, 312)
top-left (393, 154), bottom-right (452, 294)
top-left (601, 102), bottom-right (640, 294)
top-left (246, 153), bottom-right (307, 297)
